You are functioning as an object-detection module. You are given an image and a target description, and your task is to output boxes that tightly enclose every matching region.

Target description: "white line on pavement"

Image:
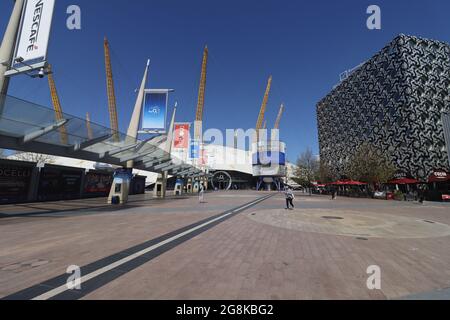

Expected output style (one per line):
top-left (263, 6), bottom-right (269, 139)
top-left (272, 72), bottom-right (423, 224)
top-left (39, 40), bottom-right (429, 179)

top-left (32, 195), bottom-right (271, 300)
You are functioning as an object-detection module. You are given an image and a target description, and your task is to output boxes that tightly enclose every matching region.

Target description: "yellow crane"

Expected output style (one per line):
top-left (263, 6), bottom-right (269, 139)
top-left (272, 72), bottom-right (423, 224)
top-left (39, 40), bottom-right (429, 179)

top-left (47, 64), bottom-right (68, 145)
top-left (255, 76), bottom-right (272, 140)
top-left (194, 45), bottom-right (208, 141)
top-left (274, 103), bottom-right (285, 129)
top-left (86, 112), bottom-right (93, 140)
top-left (104, 37), bottom-right (119, 141)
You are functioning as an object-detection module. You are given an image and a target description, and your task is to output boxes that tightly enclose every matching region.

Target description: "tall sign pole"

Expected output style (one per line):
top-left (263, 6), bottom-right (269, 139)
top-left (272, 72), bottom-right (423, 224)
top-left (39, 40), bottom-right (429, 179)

top-left (108, 59), bottom-right (149, 205)
top-left (0, 0), bottom-right (25, 96)
top-left (153, 103), bottom-right (177, 199)
top-left (126, 59), bottom-right (150, 168)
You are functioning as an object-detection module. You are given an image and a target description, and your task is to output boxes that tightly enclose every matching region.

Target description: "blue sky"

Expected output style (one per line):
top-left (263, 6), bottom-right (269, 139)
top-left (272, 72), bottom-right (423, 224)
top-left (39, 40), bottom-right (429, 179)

top-left (1, 0), bottom-right (449, 161)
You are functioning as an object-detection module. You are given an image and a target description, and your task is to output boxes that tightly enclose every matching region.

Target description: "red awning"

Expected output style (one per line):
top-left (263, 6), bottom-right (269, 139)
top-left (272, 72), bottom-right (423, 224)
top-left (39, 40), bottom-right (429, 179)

top-left (328, 180), bottom-right (367, 186)
top-left (329, 180), bottom-right (346, 185)
top-left (387, 178), bottom-right (419, 185)
top-left (343, 180), bottom-right (367, 185)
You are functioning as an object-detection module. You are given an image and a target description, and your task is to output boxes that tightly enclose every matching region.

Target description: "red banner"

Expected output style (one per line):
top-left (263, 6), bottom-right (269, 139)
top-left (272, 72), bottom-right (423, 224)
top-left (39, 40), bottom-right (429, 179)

top-left (173, 123), bottom-right (190, 149)
top-left (200, 148), bottom-right (208, 165)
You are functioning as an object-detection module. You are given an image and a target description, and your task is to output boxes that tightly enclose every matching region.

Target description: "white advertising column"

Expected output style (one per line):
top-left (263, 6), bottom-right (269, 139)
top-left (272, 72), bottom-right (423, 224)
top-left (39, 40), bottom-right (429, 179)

top-left (186, 177), bottom-right (193, 193)
top-left (173, 177), bottom-right (183, 196)
top-left (153, 171), bottom-right (168, 198)
top-left (193, 178), bottom-right (200, 193)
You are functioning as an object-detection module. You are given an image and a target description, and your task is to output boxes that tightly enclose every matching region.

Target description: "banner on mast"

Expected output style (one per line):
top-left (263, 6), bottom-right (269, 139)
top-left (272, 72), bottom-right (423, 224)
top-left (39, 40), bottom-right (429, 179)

top-left (10, 0), bottom-right (56, 74)
top-left (173, 123), bottom-right (190, 149)
top-left (140, 90), bottom-right (169, 133)
top-left (190, 140), bottom-right (200, 159)
top-left (200, 148), bottom-right (208, 165)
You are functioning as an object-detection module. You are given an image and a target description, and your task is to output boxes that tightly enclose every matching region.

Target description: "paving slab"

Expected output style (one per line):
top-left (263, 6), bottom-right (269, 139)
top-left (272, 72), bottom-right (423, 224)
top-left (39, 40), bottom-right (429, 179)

top-left (1, 192), bottom-right (450, 300)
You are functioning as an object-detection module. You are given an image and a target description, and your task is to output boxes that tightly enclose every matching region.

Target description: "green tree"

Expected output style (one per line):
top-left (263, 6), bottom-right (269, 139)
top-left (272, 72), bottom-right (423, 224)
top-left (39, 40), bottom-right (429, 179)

top-left (344, 143), bottom-right (396, 184)
top-left (318, 161), bottom-right (335, 183)
top-left (293, 148), bottom-right (320, 186)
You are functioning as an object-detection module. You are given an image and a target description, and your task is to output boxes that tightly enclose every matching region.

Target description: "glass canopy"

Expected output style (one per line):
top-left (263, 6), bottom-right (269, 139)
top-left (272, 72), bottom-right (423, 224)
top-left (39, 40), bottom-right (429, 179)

top-left (0, 94), bottom-right (204, 177)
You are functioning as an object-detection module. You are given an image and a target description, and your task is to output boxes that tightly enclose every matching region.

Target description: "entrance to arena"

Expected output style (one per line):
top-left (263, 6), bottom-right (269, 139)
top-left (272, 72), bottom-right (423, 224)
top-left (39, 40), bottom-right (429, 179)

top-left (211, 171), bottom-right (232, 191)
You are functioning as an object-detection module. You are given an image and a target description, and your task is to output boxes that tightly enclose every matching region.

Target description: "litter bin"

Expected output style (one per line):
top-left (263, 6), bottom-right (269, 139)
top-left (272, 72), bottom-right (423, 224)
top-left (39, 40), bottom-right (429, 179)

top-left (111, 196), bottom-right (120, 204)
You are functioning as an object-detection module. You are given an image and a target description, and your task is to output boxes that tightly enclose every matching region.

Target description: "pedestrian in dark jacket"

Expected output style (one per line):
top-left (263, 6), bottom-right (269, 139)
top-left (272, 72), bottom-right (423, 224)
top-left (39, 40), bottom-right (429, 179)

top-left (331, 186), bottom-right (337, 200)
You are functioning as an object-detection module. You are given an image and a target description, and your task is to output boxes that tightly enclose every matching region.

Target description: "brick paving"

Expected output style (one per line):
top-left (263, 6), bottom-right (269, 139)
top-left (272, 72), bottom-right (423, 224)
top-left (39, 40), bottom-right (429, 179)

top-left (1, 191), bottom-right (449, 299)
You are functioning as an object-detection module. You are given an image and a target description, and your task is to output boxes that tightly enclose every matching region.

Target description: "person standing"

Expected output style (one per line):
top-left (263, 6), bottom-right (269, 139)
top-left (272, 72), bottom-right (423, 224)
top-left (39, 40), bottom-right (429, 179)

top-left (285, 187), bottom-right (295, 210)
top-left (418, 184), bottom-right (426, 204)
top-left (199, 184), bottom-right (205, 203)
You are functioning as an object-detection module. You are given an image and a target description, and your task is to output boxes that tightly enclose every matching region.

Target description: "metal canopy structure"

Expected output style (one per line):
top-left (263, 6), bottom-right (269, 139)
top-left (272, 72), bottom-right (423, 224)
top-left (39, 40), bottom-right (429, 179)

top-left (0, 94), bottom-right (204, 177)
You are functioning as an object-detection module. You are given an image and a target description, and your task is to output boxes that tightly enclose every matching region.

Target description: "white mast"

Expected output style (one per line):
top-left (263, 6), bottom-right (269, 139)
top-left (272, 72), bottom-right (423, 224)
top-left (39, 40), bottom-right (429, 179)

top-left (126, 59), bottom-right (150, 168)
top-left (127, 59), bottom-right (150, 139)
top-left (0, 0), bottom-right (25, 96)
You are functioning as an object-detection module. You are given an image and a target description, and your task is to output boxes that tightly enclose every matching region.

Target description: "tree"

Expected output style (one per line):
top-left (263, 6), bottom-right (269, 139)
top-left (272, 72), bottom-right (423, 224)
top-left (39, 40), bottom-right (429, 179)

top-left (344, 143), bottom-right (396, 184)
top-left (318, 161), bottom-right (335, 183)
top-left (293, 148), bottom-right (320, 186)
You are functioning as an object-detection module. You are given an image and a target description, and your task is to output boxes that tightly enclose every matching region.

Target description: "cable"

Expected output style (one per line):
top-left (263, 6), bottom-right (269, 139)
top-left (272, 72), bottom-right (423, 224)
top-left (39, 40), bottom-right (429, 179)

top-left (109, 45), bottom-right (140, 94)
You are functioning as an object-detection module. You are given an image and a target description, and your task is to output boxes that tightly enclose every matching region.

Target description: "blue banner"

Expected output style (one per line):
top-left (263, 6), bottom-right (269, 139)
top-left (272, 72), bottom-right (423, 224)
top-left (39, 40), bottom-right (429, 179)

top-left (141, 92), bottom-right (168, 131)
top-left (190, 140), bottom-right (200, 159)
top-left (252, 152), bottom-right (286, 166)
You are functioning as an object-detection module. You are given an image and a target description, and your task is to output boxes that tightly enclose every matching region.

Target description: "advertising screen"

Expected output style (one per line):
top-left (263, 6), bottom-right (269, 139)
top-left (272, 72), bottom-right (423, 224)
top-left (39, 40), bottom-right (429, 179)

top-left (252, 151), bottom-right (286, 166)
top-left (252, 141), bottom-right (286, 177)
top-left (84, 172), bottom-right (113, 196)
top-left (141, 92), bottom-right (168, 132)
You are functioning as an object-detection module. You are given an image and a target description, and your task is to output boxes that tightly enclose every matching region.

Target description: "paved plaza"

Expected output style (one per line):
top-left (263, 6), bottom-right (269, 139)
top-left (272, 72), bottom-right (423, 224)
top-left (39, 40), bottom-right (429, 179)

top-left (0, 191), bottom-right (450, 300)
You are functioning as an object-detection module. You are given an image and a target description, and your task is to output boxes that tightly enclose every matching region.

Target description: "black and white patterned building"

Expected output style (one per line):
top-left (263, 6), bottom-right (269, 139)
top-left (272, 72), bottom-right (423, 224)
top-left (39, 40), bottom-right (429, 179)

top-left (317, 34), bottom-right (450, 180)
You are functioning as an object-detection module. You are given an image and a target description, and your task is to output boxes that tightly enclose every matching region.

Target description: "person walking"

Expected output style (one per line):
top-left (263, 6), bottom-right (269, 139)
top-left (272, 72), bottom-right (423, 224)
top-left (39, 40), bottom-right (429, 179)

top-left (331, 185), bottom-right (337, 200)
top-left (199, 184), bottom-right (205, 203)
top-left (285, 187), bottom-right (295, 210)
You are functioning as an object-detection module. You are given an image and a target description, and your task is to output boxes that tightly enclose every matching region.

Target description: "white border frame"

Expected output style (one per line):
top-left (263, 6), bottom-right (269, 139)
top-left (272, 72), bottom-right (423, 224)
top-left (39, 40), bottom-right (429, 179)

top-left (139, 89), bottom-right (172, 134)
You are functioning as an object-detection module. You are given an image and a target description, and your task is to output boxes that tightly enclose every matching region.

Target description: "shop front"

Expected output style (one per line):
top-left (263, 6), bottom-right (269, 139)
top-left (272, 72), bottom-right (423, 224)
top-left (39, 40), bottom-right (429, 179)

top-left (37, 165), bottom-right (84, 201)
top-left (427, 170), bottom-right (450, 202)
top-left (0, 159), bottom-right (35, 204)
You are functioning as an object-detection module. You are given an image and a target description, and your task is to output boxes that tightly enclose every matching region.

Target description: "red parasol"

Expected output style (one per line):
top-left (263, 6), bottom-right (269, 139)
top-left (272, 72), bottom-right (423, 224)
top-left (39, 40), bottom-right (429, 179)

top-left (387, 178), bottom-right (419, 185)
top-left (343, 180), bottom-right (367, 185)
top-left (329, 180), bottom-right (367, 185)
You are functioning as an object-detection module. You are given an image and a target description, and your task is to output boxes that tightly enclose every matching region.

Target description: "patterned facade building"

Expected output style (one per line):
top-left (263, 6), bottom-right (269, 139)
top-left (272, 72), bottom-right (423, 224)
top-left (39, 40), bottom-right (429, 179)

top-left (317, 34), bottom-right (450, 180)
